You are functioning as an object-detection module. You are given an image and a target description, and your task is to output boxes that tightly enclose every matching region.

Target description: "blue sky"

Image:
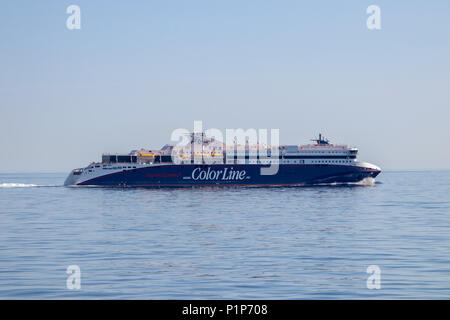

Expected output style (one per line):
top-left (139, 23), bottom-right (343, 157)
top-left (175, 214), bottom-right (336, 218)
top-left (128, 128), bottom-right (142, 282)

top-left (0, 1), bottom-right (449, 172)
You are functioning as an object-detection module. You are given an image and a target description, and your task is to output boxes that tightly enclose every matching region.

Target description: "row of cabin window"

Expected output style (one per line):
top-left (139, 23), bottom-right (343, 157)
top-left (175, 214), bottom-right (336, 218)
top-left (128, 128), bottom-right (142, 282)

top-left (311, 160), bottom-right (351, 164)
top-left (300, 151), bottom-right (348, 153)
top-left (102, 166), bottom-right (137, 169)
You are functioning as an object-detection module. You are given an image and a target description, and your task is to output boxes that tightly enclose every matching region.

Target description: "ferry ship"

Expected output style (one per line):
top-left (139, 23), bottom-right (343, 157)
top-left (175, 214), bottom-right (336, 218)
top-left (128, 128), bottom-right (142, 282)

top-left (64, 134), bottom-right (381, 187)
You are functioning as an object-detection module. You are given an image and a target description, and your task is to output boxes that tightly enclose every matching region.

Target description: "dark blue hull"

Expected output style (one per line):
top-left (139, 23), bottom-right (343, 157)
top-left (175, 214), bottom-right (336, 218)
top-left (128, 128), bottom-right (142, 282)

top-left (76, 164), bottom-right (380, 187)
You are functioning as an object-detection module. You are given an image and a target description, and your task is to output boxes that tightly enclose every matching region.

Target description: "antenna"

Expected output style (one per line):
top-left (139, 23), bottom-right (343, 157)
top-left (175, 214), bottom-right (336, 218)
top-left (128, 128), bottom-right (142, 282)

top-left (311, 133), bottom-right (330, 145)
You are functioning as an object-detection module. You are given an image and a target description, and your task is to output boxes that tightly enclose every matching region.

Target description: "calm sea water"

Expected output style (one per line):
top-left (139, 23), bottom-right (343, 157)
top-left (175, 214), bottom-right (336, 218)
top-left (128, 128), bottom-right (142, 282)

top-left (0, 171), bottom-right (449, 299)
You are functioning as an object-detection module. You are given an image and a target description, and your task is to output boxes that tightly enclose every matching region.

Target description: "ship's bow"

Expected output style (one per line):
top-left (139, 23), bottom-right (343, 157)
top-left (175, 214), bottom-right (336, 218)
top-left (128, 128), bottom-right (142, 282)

top-left (357, 161), bottom-right (381, 179)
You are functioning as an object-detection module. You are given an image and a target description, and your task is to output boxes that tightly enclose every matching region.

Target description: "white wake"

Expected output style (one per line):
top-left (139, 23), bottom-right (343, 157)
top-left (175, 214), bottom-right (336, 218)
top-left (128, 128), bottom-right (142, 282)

top-left (315, 177), bottom-right (376, 187)
top-left (0, 183), bottom-right (61, 188)
top-left (353, 177), bottom-right (376, 186)
top-left (0, 183), bottom-right (39, 188)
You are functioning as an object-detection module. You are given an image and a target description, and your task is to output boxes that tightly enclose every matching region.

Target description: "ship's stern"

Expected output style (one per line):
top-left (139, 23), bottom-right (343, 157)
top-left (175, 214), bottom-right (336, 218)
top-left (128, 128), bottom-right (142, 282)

top-left (64, 168), bottom-right (83, 186)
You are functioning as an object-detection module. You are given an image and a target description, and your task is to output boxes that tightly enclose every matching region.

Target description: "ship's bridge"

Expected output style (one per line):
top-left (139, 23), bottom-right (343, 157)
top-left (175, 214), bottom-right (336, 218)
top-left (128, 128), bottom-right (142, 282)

top-left (296, 134), bottom-right (357, 155)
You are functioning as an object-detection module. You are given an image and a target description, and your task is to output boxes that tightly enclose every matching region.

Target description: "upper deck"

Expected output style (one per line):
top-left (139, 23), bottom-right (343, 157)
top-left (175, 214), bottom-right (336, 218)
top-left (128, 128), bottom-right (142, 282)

top-left (98, 133), bottom-right (357, 166)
